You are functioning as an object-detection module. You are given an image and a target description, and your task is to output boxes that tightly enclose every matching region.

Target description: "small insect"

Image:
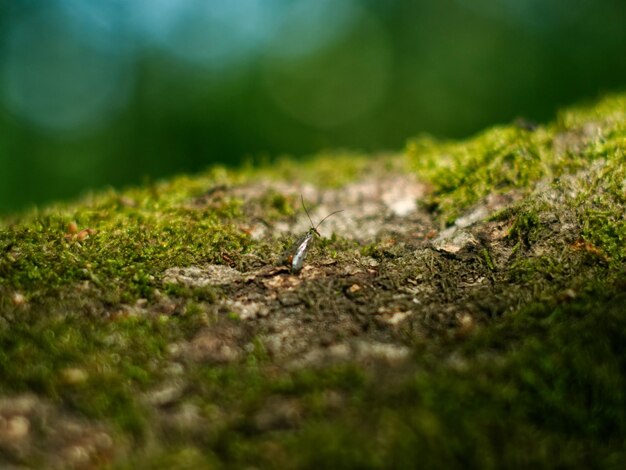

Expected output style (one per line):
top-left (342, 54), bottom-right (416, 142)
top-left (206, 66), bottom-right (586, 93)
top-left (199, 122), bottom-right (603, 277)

top-left (284, 195), bottom-right (343, 274)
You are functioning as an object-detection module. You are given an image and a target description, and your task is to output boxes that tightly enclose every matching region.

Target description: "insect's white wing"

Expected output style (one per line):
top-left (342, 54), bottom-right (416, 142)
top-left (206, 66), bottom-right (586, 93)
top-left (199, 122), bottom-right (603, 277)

top-left (291, 233), bottom-right (314, 273)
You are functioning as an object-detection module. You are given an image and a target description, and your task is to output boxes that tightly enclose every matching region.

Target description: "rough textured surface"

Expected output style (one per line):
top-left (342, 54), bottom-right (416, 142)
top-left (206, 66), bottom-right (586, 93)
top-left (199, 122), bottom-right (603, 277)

top-left (1, 94), bottom-right (626, 468)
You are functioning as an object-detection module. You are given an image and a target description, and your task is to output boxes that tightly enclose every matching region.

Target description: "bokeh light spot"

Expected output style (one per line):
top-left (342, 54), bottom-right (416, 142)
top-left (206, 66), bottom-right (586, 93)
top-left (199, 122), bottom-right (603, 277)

top-left (131, 0), bottom-right (279, 68)
top-left (1, 8), bottom-right (132, 133)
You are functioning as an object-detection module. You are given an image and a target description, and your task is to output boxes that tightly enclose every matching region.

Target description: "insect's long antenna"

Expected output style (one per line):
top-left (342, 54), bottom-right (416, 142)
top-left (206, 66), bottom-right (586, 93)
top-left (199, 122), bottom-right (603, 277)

top-left (301, 194), bottom-right (316, 229)
top-left (315, 209), bottom-right (344, 230)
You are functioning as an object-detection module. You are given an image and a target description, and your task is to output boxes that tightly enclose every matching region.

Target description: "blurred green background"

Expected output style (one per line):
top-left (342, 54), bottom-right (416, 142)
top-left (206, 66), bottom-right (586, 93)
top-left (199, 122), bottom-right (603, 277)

top-left (1, 0), bottom-right (625, 214)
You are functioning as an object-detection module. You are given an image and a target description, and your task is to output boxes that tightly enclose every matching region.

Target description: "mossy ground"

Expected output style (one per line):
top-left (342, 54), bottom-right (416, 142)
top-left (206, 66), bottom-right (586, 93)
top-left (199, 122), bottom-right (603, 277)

top-left (1, 95), bottom-right (626, 468)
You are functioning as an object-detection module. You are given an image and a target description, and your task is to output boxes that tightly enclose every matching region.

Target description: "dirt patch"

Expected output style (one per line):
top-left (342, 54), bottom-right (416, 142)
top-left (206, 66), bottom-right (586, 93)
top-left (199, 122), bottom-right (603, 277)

top-left (158, 170), bottom-right (548, 369)
top-left (163, 265), bottom-right (244, 287)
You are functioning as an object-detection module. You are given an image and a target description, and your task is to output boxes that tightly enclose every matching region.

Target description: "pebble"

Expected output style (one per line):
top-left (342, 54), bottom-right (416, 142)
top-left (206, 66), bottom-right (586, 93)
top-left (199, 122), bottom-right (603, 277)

top-left (61, 368), bottom-right (89, 385)
top-left (146, 381), bottom-right (185, 406)
top-left (432, 229), bottom-right (478, 255)
top-left (1, 415), bottom-right (30, 440)
top-left (375, 310), bottom-right (412, 326)
top-left (11, 292), bottom-right (26, 306)
top-left (64, 445), bottom-right (91, 465)
top-left (456, 314), bottom-right (475, 337)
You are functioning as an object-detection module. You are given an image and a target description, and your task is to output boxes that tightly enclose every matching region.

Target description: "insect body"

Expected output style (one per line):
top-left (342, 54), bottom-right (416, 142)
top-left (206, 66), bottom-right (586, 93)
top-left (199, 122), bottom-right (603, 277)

top-left (288, 228), bottom-right (318, 274)
top-left (285, 196), bottom-right (343, 274)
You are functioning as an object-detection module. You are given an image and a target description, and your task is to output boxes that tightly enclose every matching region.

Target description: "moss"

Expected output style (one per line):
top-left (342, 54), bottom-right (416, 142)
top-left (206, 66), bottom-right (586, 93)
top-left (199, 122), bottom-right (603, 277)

top-left (252, 150), bottom-right (371, 189)
top-left (163, 283), bottom-right (217, 303)
top-left (406, 127), bottom-right (548, 223)
top-left (0, 315), bottom-right (172, 438)
top-left (264, 286), bottom-right (626, 470)
top-left (261, 190), bottom-right (296, 218)
top-left (122, 447), bottom-right (220, 469)
top-left (407, 93), bottom-right (626, 223)
top-left (0, 192), bottom-right (249, 304)
top-left (2, 93), bottom-right (626, 468)
top-left (171, 286), bottom-right (625, 469)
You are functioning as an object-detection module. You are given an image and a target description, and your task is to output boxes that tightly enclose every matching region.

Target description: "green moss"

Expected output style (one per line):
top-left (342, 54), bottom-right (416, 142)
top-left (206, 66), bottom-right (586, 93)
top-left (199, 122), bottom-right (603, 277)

top-left (0, 193), bottom-right (249, 303)
top-left (2, 93), bottom-right (626, 468)
top-left (406, 127), bottom-right (548, 222)
top-left (163, 283), bottom-right (217, 303)
top-left (407, 93), bottom-right (626, 223)
top-left (507, 205), bottom-right (543, 247)
top-left (122, 447), bottom-right (220, 470)
top-left (266, 286), bottom-right (626, 470)
top-left (252, 150), bottom-right (371, 189)
top-left (0, 315), bottom-right (173, 437)
top-left (183, 283), bottom-right (625, 468)
top-left (261, 190), bottom-right (296, 218)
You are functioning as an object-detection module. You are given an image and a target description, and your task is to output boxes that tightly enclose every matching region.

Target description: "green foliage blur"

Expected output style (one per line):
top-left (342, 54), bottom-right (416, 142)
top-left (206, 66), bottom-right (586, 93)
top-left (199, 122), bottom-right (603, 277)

top-left (1, 0), bottom-right (625, 214)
